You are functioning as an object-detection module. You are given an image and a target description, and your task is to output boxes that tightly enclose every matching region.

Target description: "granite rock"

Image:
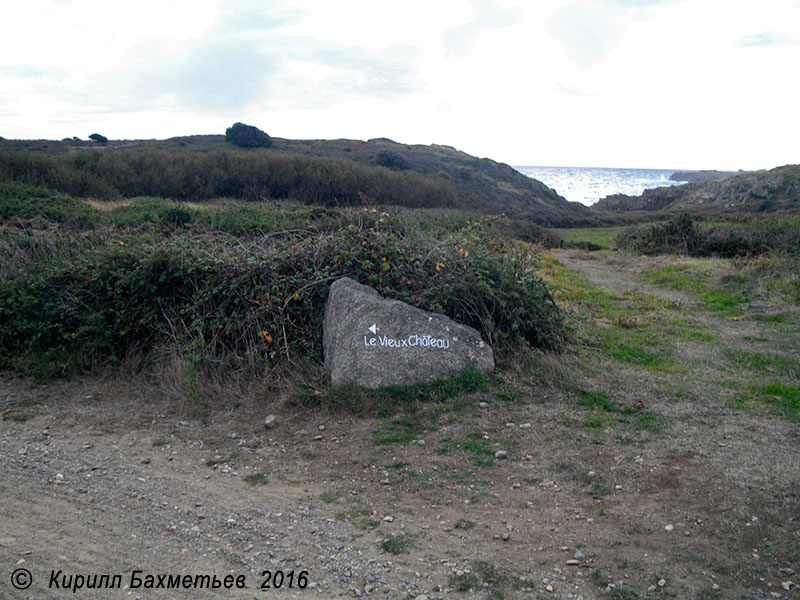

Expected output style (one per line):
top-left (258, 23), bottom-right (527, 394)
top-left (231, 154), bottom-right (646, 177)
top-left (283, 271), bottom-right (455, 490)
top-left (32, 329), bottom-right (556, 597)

top-left (323, 278), bottom-right (494, 388)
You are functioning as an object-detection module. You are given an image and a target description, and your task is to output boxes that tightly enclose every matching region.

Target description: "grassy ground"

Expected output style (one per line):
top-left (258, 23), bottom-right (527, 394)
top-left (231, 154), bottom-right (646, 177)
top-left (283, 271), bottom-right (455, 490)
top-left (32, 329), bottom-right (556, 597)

top-left (553, 226), bottom-right (625, 249)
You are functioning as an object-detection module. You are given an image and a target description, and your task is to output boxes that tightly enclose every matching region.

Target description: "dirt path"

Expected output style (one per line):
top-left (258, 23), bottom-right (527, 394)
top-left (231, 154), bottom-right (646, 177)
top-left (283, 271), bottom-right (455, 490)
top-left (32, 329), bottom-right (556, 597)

top-left (2, 252), bottom-right (800, 600)
top-left (550, 250), bottom-right (698, 306)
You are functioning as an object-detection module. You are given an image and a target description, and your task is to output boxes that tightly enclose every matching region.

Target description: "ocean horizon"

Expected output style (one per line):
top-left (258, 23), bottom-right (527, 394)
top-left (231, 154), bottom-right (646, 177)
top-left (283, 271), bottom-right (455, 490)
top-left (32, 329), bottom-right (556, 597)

top-left (514, 165), bottom-right (688, 207)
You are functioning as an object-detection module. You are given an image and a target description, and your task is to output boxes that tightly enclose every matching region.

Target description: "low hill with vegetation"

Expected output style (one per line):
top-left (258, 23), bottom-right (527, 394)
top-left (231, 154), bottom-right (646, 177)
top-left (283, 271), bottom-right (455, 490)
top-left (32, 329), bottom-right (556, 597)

top-left (0, 131), bottom-right (594, 226)
top-left (595, 164), bottom-right (800, 213)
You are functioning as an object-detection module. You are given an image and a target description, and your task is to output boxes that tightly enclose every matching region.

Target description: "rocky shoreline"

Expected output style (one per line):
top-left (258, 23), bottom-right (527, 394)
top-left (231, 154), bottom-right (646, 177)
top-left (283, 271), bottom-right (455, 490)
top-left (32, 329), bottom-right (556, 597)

top-left (596, 164), bottom-right (800, 212)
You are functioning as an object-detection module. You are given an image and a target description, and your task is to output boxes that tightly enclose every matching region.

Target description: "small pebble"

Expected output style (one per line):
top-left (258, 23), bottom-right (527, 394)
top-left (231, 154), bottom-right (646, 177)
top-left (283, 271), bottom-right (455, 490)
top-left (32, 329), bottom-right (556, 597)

top-left (383, 516), bottom-right (394, 522)
top-left (495, 450), bottom-right (508, 459)
top-left (479, 402), bottom-right (489, 409)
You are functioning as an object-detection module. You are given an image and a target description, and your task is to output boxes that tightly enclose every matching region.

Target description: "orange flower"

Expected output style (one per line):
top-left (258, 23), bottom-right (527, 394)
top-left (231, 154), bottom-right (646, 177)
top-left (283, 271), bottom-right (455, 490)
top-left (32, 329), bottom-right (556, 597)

top-left (260, 331), bottom-right (273, 343)
top-left (435, 262), bottom-right (445, 272)
top-left (459, 248), bottom-right (469, 256)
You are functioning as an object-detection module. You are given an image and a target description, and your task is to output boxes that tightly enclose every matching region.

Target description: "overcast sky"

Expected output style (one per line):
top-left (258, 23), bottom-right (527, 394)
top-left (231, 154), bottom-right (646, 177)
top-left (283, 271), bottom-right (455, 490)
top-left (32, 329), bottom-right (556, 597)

top-left (2, 0), bottom-right (799, 169)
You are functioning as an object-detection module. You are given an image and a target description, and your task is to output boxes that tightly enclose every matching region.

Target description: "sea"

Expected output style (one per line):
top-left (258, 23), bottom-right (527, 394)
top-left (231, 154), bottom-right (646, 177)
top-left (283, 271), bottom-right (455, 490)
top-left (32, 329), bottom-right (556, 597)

top-left (513, 166), bottom-right (687, 207)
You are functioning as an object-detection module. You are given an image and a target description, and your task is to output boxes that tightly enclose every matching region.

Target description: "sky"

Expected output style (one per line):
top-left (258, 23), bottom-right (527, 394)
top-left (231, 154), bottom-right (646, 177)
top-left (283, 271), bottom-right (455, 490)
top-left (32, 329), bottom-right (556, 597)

top-left (2, 0), bottom-right (799, 170)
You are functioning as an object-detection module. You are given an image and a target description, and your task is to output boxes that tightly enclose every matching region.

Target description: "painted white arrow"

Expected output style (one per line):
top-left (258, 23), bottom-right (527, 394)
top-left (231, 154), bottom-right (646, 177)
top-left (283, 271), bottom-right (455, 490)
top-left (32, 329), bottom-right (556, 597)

top-left (368, 324), bottom-right (378, 334)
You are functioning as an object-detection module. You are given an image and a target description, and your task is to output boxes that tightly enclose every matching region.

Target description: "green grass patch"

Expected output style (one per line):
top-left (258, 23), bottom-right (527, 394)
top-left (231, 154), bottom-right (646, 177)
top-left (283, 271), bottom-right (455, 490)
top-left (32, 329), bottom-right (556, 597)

top-left (590, 482), bottom-right (610, 499)
top-left (242, 472), bottom-right (269, 485)
top-left (336, 507), bottom-right (380, 530)
top-left (749, 382), bottom-right (800, 420)
top-left (0, 183), bottom-right (101, 227)
top-left (633, 413), bottom-right (665, 432)
top-left (540, 255), bottom-right (681, 371)
top-left (204, 451), bottom-right (240, 467)
top-left (385, 461), bottom-right (409, 470)
top-left (436, 437), bottom-right (453, 455)
top-left (460, 438), bottom-right (494, 456)
top-left (644, 264), bottom-right (750, 316)
top-left (723, 348), bottom-right (800, 377)
top-left (610, 342), bottom-right (666, 366)
top-left (319, 491), bottom-right (341, 504)
top-left (291, 367), bottom-right (491, 417)
top-left (555, 226), bottom-right (624, 249)
top-left (575, 391), bottom-right (664, 432)
top-left (373, 416), bottom-right (424, 445)
top-left (448, 560), bottom-right (522, 599)
top-left (380, 533), bottom-right (416, 555)
top-left (449, 572), bottom-right (481, 593)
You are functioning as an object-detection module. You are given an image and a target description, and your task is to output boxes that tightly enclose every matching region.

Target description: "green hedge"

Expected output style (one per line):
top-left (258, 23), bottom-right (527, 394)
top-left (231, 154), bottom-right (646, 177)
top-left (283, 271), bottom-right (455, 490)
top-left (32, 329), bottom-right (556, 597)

top-left (0, 195), bottom-right (565, 376)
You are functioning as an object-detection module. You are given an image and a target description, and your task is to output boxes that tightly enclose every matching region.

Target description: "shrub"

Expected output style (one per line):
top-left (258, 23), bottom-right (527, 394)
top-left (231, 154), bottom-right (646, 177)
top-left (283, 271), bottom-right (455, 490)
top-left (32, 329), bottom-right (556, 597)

top-left (0, 148), bottom-right (459, 208)
top-left (0, 202), bottom-right (565, 376)
top-left (374, 149), bottom-right (410, 170)
top-left (0, 183), bottom-right (100, 227)
top-left (616, 213), bottom-right (698, 255)
top-left (617, 214), bottom-right (800, 257)
top-left (225, 122), bottom-right (272, 149)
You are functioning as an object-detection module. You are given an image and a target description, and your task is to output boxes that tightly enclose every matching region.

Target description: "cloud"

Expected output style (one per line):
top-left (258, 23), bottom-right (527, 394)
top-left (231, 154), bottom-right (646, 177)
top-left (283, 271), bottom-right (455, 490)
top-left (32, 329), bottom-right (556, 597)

top-left (603, 0), bottom-right (671, 6)
top-left (0, 65), bottom-right (64, 79)
top-left (443, 0), bottom-right (520, 53)
top-left (736, 32), bottom-right (792, 47)
top-left (114, 37), bottom-right (279, 113)
top-left (550, 3), bottom-right (621, 67)
top-left (218, 0), bottom-right (307, 33)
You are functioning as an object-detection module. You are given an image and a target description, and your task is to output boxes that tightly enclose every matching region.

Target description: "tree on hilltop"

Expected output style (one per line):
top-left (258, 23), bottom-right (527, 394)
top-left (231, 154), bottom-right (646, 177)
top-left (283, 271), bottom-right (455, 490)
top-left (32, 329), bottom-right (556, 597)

top-left (225, 122), bottom-right (273, 149)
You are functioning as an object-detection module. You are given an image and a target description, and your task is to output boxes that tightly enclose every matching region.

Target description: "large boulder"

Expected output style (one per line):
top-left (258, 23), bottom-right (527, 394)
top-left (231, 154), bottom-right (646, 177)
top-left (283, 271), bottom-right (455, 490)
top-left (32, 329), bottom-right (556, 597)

top-left (323, 278), bottom-right (494, 388)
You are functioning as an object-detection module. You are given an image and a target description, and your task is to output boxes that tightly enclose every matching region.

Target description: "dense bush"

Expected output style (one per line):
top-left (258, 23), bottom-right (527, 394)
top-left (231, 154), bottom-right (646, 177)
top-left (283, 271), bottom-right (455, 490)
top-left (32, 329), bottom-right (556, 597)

top-left (0, 195), bottom-right (565, 376)
top-left (374, 149), bottom-right (410, 170)
top-left (616, 213), bottom-right (699, 255)
top-left (0, 149), bottom-right (459, 209)
top-left (0, 182), bottom-right (100, 227)
top-left (616, 213), bottom-right (800, 257)
top-left (225, 122), bottom-right (272, 149)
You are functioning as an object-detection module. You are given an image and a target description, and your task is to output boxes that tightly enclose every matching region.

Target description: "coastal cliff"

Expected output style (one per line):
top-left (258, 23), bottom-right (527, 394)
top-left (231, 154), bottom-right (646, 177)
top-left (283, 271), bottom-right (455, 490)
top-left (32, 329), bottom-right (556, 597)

top-left (596, 164), bottom-right (800, 212)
